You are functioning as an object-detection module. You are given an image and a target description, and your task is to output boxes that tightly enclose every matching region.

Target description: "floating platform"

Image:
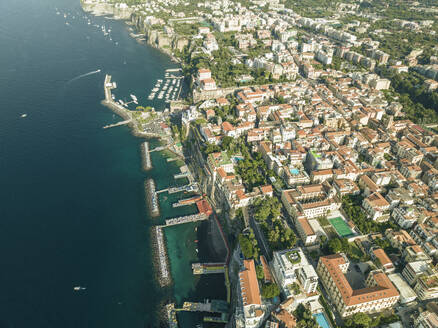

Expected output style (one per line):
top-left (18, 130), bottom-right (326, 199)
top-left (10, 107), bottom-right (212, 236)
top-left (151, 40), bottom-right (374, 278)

top-left (192, 263), bottom-right (226, 275)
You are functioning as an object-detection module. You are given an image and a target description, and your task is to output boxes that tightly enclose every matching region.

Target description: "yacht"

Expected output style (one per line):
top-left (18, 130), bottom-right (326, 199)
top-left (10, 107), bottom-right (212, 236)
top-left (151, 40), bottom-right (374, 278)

top-left (20, 114), bottom-right (27, 118)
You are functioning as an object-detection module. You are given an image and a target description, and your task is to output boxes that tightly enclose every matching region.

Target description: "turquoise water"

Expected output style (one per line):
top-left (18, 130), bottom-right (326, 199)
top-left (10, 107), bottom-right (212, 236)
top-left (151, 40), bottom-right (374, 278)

top-left (314, 312), bottom-right (331, 328)
top-left (290, 168), bottom-right (300, 175)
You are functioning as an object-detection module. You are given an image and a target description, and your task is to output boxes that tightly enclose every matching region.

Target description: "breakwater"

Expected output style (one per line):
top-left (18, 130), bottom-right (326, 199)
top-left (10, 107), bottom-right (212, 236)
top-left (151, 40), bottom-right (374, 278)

top-left (151, 226), bottom-right (171, 287)
top-left (165, 213), bottom-right (207, 226)
top-left (141, 141), bottom-right (152, 170)
top-left (145, 179), bottom-right (160, 217)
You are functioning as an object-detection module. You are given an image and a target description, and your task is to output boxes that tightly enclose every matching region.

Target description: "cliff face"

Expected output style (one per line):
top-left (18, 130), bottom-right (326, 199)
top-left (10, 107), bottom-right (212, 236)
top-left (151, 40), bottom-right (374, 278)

top-left (131, 13), bottom-right (189, 55)
top-left (81, 2), bottom-right (133, 20)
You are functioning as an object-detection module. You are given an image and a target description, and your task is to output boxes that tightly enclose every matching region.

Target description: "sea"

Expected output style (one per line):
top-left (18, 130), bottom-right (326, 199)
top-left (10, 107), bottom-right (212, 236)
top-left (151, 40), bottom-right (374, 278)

top-left (0, 0), bottom-right (225, 327)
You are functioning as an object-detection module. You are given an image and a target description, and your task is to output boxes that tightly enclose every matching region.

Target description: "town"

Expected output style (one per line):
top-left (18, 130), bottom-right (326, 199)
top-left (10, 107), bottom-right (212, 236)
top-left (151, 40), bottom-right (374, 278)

top-left (83, 0), bottom-right (438, 327)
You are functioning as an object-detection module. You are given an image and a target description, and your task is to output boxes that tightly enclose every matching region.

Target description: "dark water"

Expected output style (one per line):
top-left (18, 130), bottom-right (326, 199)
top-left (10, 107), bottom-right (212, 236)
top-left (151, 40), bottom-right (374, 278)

top-left (0, 0), bottom-right (227, 327)
top-left (0, 0), bottom-right (183, 327)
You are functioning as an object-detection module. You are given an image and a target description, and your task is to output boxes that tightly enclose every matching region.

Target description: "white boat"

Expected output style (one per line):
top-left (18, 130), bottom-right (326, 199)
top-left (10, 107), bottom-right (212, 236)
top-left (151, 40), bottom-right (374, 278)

top-left (21, 114), bottom-right (27, 118)
top-left (130, 94), bottom-right (138, 102)
top-left (152, 87), bottom-right (159, 92)
top-left (73, 286), bottom-right (86, 291)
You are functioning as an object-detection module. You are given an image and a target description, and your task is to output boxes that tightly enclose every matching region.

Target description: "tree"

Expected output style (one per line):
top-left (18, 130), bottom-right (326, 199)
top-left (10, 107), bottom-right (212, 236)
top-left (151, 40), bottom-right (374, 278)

top-left (256, 265), bottom-right (264, 280)
top-left (328, 238), bottom-right (343, 253)
top-left (238, 232), bottom-right (259, 259)
top-left (345, 312), bottom-right (372, 328)
top-left (261, 282), bottom-right (280, 299)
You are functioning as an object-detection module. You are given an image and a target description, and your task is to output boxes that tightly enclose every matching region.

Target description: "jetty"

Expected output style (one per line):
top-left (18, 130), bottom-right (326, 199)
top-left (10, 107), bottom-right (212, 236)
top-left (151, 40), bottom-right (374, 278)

top-left (192, 262), bottom-right (226, 275)
top-left (165, 213), bottom-right (207, 227)
top-left (141, 142), bottom-right (152, 170)
top-left (156, 183), bottom-right (199, 195)
top-left (165, 68), bottom-right (182, 73)
top-left (145, 179), bottom-right (160, 217)
top-left (102, 119), bottom-right (131, 129)
top-left (149, 145), bottom-right (167, 152)
top-left (152, 227), bottom-right (171, 287)
top-left (165, 304), bottom-right (178, 328)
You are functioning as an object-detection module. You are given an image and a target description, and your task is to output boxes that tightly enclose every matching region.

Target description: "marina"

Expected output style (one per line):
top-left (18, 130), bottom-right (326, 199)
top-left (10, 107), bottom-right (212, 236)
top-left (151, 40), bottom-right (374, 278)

top-left (145, 179), bottom-right (160, 217)
top-left (141, 141), bottom-right (152, 170)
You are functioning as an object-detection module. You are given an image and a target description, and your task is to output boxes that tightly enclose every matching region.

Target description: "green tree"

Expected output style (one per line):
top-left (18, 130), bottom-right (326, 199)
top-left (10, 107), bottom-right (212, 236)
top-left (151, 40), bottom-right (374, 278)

top-left (256, 265), bottom-right (264, 280)
top-left (261, 282), bottom-right (280, 299)
top-left (345, 312), bottom-right (372, 328)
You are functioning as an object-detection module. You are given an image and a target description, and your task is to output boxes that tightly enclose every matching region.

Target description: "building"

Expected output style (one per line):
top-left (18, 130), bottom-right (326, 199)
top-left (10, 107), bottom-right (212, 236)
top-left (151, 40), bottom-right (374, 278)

top-left (372, 248), bottom-right (395, 273)
top-left (362, 192), bottom-right (390, 221)
top-left (388, 273), bottom-right (417, 305)
top-left (317, 254), bottom-right (399, 317)
top-left (296, 217), bottom-right (318, 246)
top-left (236, 259), bottom-right (265, 328)
top-left (271, 248), bottom-right (318, 298)
top-left (414, 311), bottom-right (438, 328)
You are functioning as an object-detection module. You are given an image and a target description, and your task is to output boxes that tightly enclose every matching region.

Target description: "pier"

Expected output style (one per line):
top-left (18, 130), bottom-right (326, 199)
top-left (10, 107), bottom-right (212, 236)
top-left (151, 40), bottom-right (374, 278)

top-left (156, 183), bottom-right (199, 195)
top-left (149, 145), bottom-right (167, 152)
top-left (145, 179), bottom-right (160, 217)
top-left (174, 172), bottom-right (190, 179)
top-left (165, 213), bottom-right (207, 227)
top-left (192, 262), bottom-right (226, 275)
top-left (141, 142), bottom-right (152, 170)
top-left (165, 68), bottom-right (182, 73)
top-left (102, 119), bottom-right (131, 129)
top-left (172, 195), bottom-right (202, 208)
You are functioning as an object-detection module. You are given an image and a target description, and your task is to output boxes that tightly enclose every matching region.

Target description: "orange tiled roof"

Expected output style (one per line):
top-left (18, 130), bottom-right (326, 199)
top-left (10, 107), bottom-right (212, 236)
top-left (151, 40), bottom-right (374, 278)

top-left (239, 259), bottom-right (261, 306)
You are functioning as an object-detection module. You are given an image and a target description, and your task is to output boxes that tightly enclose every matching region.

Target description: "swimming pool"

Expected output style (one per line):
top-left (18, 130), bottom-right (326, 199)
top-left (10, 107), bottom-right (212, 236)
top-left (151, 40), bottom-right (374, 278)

top-left (290, 168), bottom-right (299, 175)
top-left (313, 312), bottom-right (331, 328)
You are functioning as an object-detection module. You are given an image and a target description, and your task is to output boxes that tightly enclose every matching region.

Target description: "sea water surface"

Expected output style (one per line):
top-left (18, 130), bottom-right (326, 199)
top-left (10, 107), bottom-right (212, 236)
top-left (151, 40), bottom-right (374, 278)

top-left (0, 0), bottom-right (217, 327)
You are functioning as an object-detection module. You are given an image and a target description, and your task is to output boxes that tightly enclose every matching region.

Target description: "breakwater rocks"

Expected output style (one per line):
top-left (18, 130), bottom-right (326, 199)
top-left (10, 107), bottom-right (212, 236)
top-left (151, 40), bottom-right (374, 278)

top-left (145, 179), bottom-right (160, 217)
top-left (141, 142), bottom-right (152, 170)
top-left (151, 226), bottom-right (171, 287)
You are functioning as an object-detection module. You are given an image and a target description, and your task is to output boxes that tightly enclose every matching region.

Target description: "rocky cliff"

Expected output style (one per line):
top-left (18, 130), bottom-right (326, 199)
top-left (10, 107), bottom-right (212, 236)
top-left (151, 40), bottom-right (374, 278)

top-left (131, 13), bottom-right (189, 56)
top-left (81, 1), bottom-right (133, 20)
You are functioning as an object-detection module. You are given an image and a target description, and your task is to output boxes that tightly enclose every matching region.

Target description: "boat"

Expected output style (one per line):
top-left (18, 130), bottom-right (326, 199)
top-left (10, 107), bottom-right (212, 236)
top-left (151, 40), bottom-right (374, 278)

top-left (130, 94), bottom-right (138, 102)
top-left (195, 248), bottom-right (198, 253)
top-left (73, 286), bottom-right (86, 291)
top-left (21, 114), bottom-right (27, 118)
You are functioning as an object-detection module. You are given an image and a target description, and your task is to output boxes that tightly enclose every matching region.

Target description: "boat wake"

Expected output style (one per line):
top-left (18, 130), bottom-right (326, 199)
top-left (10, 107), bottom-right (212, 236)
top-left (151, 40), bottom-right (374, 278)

top-left (67, 69), bottom-right (101, 83)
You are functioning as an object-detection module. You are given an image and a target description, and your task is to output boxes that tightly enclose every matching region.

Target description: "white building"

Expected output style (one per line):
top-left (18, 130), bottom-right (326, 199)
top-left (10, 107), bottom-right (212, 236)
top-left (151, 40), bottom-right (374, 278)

top-left (271, 248), bottom-right (318, 298)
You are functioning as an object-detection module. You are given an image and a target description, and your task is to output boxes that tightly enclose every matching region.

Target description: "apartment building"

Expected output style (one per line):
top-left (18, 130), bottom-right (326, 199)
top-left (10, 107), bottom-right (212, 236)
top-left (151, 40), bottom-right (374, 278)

top-left (271, 248), bottom-right (318, 298)
top-left (317, 254), bottom-right (399, 317)
top-left (236, 259), bottom-right (265, 328)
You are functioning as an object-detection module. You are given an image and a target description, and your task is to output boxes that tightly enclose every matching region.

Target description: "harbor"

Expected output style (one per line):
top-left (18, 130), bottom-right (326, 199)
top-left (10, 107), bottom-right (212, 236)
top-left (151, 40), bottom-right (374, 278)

top-left (145, 179), bottom-right (160, 217)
